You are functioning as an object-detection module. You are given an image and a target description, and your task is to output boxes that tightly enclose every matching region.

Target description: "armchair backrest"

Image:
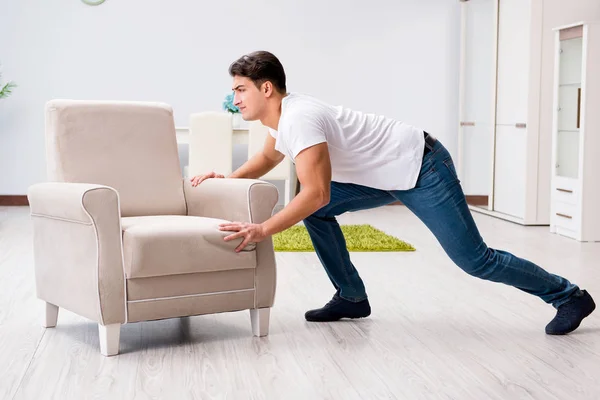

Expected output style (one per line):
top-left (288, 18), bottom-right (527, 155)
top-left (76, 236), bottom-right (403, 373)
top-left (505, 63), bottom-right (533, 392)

top-left (44, 100), bottom-right (187, 217)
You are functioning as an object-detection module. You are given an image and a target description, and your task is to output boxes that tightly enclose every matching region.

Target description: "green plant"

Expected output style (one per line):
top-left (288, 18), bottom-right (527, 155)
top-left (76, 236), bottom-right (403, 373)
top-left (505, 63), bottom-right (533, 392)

top-left (0, 67), bottom-right (16, 100)
top-left (222, 92), bottom-right (239, 114)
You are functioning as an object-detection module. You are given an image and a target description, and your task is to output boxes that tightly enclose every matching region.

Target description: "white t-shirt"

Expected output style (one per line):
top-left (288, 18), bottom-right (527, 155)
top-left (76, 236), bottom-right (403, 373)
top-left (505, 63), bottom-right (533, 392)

top-left (269, 93), bottom-right (426, 191)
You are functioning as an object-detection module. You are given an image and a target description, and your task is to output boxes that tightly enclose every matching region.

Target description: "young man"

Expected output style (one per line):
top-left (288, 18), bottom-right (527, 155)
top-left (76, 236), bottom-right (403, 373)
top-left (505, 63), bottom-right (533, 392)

top-left (191, 51), bottom-right (595, 335)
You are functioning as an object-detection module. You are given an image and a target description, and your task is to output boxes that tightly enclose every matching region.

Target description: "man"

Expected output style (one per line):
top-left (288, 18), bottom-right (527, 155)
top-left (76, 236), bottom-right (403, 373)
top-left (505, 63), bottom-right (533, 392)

top-left (191, 51), bottom-right (595, 335)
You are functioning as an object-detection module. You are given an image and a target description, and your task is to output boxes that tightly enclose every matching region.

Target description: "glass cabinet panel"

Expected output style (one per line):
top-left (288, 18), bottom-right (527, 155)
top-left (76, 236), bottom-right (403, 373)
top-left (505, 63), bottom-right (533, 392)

top-left (556, 35), bottom-right (583, 179)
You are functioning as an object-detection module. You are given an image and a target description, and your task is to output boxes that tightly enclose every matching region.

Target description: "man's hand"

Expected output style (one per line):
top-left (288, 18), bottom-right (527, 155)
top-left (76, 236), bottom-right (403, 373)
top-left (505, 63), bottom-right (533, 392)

top-left (219, 221), bottom-right (267, 252)
top-left (190, 171), bottom-right (224, 187)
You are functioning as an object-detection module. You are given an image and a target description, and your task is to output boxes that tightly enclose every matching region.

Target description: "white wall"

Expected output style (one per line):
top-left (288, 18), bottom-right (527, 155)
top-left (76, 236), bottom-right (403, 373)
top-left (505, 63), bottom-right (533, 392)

top-left (0, 0), bottom-right (460, 195)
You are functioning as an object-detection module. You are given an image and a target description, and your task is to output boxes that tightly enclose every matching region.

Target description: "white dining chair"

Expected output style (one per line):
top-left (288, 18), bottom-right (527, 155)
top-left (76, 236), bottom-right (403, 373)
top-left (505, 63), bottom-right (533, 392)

top-left (187, 112), bottom-right (233, 178)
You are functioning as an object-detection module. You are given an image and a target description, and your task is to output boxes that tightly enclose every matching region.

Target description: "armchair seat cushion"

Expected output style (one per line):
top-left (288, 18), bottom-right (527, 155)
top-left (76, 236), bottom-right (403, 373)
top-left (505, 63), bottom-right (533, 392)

top-left (121, 216), bottom-right (257, 279)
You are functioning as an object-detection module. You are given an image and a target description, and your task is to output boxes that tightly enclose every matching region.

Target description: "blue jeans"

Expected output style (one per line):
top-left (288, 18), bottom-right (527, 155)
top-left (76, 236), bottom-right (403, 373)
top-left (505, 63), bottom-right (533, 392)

top-left (303, 138), bottom-right (580, 308)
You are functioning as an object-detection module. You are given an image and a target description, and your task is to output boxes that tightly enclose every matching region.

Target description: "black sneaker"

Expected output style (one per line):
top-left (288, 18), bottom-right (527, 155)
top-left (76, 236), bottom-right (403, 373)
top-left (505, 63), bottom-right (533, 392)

top-left (305, 293), bottom-right (371, 322)
top-left (545, 290), bottom-right (596, 335)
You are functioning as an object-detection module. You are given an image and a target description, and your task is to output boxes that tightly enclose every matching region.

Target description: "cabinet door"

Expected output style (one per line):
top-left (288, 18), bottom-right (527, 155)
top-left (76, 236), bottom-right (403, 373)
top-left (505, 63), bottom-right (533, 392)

top-left (493, 0), bottom-right (531, 219)
top-left (495, 0), bottom-right (531, 125)
top-left (462, 125), bottom-right (493, 197)
top-left (458, 0), bottom-right (495, 204)
top-left (494, 125), bottom-right (526, 219)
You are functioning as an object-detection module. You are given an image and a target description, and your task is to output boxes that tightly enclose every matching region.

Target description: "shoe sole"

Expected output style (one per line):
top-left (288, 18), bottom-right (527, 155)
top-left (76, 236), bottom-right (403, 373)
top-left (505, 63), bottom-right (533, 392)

top-left (305, 314), bottom-right (371, 322)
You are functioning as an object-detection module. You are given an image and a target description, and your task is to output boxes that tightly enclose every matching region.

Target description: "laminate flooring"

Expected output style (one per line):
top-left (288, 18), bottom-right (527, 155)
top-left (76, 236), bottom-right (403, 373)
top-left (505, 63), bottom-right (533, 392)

top-left (1, 205), bottom-right (599, 400)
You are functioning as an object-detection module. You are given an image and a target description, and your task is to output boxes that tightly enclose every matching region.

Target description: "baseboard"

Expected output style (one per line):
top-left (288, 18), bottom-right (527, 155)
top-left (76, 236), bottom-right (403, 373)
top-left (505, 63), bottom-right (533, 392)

top-left (389, 195), bottom-right (488, 206)
top-left (0, 195), bottom-right (485, 208)
top-left (0, 195), bottom-right (29, 206)
top-left (465, 195), bottom-right (489, 207)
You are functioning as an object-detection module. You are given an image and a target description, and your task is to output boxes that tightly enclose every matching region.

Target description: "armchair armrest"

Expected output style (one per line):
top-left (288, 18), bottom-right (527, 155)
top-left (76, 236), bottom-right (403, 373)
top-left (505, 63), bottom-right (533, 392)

top-left (29, 182), bottom-right (112, 222)
top-left (28, 182), bottom-right (126, 325)
top-left (183, 178), bottom-right (279, 224)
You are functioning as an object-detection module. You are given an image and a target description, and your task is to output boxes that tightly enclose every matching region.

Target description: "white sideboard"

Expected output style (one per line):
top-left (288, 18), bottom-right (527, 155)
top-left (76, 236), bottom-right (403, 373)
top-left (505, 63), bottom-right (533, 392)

top-left (176, 126), bottom-right (249, 145)
top-left (549, 21), bottom-right (600, 241)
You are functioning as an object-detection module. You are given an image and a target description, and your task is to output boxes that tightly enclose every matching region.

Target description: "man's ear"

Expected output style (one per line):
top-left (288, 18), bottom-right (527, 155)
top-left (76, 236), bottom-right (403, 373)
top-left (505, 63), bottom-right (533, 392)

top-left (263, 81), bottom-right (273, 97)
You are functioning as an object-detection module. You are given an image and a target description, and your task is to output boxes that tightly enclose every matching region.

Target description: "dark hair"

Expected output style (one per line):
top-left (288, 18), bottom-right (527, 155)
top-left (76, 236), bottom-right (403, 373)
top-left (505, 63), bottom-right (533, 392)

top-left (229, 51), bottom-right (287, 94)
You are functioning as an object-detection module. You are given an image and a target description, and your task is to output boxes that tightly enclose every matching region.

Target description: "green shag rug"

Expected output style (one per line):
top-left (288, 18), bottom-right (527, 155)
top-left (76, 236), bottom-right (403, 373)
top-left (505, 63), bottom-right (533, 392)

top-left (273, 224), bottom-right (415, 252)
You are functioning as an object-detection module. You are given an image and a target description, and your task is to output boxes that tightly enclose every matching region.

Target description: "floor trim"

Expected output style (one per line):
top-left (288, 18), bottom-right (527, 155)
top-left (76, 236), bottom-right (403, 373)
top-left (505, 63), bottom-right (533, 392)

top-left (0, 195), bottom-right (29, 206)
top-left (2, 194), bottom-right (486, 208)
top-left (465, 195), bottom-right (489, 207)
top-left (389, 195), bottom-right (488, 206)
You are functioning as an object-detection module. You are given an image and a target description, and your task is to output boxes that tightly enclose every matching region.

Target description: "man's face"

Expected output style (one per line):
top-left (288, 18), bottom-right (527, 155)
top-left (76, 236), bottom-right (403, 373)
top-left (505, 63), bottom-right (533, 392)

top-left (232, 76), bottom-right (267, 121)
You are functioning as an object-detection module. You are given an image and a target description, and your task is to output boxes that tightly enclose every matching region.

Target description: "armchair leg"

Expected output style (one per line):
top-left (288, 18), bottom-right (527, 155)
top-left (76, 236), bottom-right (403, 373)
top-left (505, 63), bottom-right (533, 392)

top-left (99, 323), bottom-right (121, 356)
top-left (43, 302), bottom-right (59, 328)
top-left (250, 308), bottom-right (270, 337)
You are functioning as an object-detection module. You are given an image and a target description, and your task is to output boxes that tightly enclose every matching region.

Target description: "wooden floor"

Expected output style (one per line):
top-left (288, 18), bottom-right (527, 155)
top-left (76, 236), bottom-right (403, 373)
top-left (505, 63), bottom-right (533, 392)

top-left (1, 205), bottom-right (599, 400)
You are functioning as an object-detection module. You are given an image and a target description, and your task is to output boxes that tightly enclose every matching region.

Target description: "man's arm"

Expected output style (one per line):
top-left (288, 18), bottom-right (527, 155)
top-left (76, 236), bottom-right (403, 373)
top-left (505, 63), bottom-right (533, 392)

top-left (229, 135), bottom-right (284, 179)
top-left (191, 135), bottom-right (283, 186)
top-left (261, 142), bottom-right (330, 235)
top-left (219, 141), bottom-right (331, 252)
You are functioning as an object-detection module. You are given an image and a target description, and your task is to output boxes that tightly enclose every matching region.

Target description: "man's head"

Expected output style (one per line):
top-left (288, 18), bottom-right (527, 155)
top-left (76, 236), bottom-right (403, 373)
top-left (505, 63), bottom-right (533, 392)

top-left (229, 51), bottom-right (286, 122)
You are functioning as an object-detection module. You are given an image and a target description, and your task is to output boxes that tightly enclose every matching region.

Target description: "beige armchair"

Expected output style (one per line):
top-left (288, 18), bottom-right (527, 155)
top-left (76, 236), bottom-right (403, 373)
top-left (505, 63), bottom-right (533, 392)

top-left (27, 100), bottom-right (278, 356)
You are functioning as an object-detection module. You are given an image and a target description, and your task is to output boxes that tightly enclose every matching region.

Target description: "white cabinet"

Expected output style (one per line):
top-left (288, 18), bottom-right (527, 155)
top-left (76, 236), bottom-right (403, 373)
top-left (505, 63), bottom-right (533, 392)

top-left (493, 0), bottom-right (530, 220)
top-left (494, 0), bottom-right (531, 126)
top-left (457, 0), bottom-right (496, 210)
top-left (493, 125), bottom-right (526, 219)
top-left (457, 0), bottom-right (547, 225)
top-left (550, 21), bottom-right (600, 242)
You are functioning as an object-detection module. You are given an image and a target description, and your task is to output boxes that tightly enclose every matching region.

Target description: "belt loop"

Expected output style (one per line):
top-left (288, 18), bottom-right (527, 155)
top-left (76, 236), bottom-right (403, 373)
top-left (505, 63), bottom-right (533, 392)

top-left (423, 131), bottom-right (436, 157)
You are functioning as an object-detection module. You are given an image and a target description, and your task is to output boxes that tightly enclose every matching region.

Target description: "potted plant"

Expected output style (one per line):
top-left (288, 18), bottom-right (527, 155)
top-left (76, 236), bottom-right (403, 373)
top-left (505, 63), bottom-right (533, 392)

top-left (0, 66), bottom-right (16, 100)
top-left (222, 92), bottom-right (246, 129)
